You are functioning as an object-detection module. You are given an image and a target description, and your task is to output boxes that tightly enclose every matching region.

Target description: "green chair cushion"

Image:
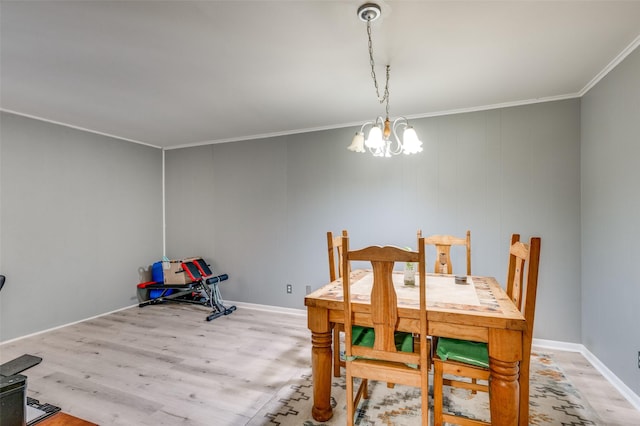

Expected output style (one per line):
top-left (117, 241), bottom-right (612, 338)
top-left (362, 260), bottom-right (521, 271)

top-left (351, 325), bottom-right (414, 353)
top-left (436, 337), bottom-right (489, 368)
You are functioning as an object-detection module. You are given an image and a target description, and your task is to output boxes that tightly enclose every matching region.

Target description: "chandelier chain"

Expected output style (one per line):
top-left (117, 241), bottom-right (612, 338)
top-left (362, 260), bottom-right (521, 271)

top-left (366, 19), bottom-right (390, 116)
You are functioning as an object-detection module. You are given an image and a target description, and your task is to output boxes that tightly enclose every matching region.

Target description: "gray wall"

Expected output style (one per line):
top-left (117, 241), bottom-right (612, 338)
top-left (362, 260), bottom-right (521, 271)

top-left (0, 112), bottom-right (163, 342)
top-left (165, 99), bottom-right (582, 343)
top-left (581, 47), bottom-right (640, 395)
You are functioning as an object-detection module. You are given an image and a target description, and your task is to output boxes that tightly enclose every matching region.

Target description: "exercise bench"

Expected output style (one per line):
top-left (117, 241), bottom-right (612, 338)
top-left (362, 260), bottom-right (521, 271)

top-left (137, 258), bottom-right (235, 321)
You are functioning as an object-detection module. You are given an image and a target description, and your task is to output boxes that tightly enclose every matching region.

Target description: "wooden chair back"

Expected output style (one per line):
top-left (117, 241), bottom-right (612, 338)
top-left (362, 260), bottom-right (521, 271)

top-left (505, 234), bottom-right (541, 351)
top-left (327, 230), bottom-right (348, 281)
top-left (418, 230), bottom-right (471, 274)
top-left (328, 230), bottom-right (348, 377)
top-left (342, 237), bottom-right (429, 425)
top-left (506, 234), bottom-right (541, 425)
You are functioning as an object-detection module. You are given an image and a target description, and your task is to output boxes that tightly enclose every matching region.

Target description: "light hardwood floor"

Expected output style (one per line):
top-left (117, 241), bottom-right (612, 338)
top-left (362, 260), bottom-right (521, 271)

top-left (1, 304), bottom-right (638, 425)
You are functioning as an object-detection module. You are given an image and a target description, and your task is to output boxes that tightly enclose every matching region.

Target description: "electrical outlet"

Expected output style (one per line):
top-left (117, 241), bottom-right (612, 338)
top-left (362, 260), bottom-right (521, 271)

top-left (286, 284), bottom-right (292, 294)
top-left (306, 285), bottom-right (312, 295)
top-left (637, 351), bottom-right (640, 369)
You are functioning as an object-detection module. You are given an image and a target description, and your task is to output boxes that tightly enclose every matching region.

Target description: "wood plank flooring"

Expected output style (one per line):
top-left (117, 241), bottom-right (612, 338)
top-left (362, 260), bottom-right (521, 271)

top-left (548, 349), bottom-right (640, 426)
top-left (1, 304), bottom-right (638, 425)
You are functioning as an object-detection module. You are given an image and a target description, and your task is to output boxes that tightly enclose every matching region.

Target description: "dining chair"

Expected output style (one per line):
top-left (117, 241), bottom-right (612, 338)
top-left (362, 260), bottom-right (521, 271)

top-left (417, 230), bottom-right (472, 376)
top-left (342, 236), bottom-right (430, 426)
top-left (418, 230), bottom-right (471, 275)
top-left (432, 234), bottom-right (541, 426)
top-left (327, 230), bottom-right (348, 282)
top-left (327, 230), bottom-right (348, 377)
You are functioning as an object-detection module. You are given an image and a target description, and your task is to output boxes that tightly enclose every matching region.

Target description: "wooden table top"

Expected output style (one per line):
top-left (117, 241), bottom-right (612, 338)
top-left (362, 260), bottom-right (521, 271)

top-left (305, 269), bottom-right (525, 331)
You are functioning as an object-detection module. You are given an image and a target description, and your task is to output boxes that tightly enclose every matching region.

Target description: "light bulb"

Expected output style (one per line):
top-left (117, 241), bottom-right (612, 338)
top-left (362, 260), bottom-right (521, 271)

top-left (365, 126), bottom-right (384, 149)
top-left (348, 132), bottom-right (365, 152)
top-left (402, 127), bottom-right (423, 154)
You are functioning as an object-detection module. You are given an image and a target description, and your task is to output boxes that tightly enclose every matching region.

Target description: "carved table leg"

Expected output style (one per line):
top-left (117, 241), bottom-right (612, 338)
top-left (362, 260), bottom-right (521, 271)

top-left (308, 306), bottom-right (333, 422)
top-left (489, 357), bottom-right (520, 425)
top-left (488, 329), bottom-right (522, 425)
top-left (519, 336), bottom-right (533, 426)
top-left (311, 330), bottom-right (333, 421)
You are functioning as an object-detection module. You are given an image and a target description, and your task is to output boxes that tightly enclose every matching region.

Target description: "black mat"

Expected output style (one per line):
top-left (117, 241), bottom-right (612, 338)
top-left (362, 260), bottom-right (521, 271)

top-left (26, 397), bottom-right (61, 425)
top-left (0, 354), bottom-right (42, 377)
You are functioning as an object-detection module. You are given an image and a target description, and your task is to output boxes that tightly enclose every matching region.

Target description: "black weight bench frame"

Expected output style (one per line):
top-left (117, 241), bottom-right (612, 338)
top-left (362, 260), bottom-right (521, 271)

top-left (137, 258), bottom-right (235, 321)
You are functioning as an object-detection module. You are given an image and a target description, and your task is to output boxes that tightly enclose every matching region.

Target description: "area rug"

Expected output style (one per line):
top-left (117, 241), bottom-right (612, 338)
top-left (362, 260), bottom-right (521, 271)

top-left (248, 352), bottom-right (602, 425)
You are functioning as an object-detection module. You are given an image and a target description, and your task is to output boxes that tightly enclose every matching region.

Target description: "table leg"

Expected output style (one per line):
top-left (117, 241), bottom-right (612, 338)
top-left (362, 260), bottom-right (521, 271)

top-left (308, 306), bottom-right (333, 422)
top-left (311, 330), bottom-right (333, 421)
top-left (488, 329), bottom-right (522, 426)
top-left (489, 357), bottom-right (519, 424)
top-left (518, 357), bottom-right (530, 426)
top-left (519, 333), bottom-right (533, 426)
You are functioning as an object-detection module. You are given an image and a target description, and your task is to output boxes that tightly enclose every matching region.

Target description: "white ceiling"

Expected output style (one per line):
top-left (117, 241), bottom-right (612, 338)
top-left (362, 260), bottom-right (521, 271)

top-left (1, 1), bottom-right (640, 149)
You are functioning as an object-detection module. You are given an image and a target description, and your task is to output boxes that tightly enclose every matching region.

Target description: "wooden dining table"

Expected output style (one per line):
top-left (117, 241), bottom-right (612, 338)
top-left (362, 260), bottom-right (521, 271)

top-left (304, 269), bottom-right (528, 426)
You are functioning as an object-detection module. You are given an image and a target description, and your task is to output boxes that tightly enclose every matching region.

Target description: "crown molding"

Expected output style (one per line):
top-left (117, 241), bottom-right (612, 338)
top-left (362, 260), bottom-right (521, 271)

top-left (579, 34), bottom-right (640, 97)
top-left (0, 108), bottom-right (161, 149)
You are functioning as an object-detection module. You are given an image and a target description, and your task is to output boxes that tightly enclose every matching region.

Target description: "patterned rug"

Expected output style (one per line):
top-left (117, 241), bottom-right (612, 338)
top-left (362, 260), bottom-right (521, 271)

top-left (248, 352), bottom-right (602, 425)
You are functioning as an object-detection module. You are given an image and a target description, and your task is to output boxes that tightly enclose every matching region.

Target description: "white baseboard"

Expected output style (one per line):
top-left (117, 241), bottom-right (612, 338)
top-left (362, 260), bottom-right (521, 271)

top-left (0, 303), bottom-right (138, 346)
top-left (0, 302), bottom-right (304, 347)
top-left (534, 338), bottom-right (640, 411)
top-left (533, 338), bottom-right (584, 353)
top-left (580, 345), bottom-right (640, 411)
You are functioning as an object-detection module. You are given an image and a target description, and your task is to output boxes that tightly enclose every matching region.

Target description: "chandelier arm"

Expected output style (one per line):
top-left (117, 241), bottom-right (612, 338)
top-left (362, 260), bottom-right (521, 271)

top-left (359, 121), bottom-right (373, 133)
top-left (390, 117), bottom-right (409, 155)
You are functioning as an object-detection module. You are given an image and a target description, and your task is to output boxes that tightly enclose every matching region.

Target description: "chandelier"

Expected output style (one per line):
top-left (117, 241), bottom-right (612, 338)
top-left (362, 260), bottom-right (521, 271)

top-left (347, 3), bottom-right (423, 157)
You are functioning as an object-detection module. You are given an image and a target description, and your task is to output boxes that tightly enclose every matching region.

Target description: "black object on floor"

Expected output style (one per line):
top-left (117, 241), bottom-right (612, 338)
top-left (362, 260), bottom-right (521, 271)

top-left (1, 374), bottom-right (27, 426)
top-left (0, 354), bottom-right (43, 377)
